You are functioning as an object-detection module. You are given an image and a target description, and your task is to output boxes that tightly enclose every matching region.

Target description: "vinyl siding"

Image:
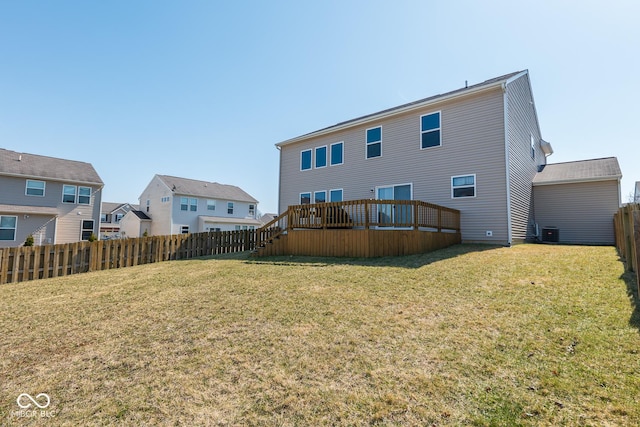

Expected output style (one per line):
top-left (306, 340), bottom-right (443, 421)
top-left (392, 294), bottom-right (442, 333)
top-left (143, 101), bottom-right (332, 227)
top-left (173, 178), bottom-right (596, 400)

top-left (533, 180), bottom-right (619, 244)
top-left (505, 73), bottom-right (547, 243)
top-left (140, 175), bottom-right (173, 236)
top-left (279, 87), bottom-right (511, 243)
top-left (171, 197), bottom-right (257, 233)
top-left (0, 175), bottom-right (101, 246)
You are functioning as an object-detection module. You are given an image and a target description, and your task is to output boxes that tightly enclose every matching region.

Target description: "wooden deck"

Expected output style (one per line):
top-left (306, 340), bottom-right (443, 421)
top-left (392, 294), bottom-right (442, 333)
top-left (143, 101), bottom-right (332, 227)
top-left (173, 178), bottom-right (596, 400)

top-left (254, 199), bottom-right (461, 257)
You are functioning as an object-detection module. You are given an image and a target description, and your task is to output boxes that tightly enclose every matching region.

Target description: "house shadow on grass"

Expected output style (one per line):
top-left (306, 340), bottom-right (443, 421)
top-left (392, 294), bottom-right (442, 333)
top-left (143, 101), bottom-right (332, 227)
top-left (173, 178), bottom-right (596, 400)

top-left (239, 243), bottom-right (502, 269)
top-left (620, 267), bottom-right (640, 332)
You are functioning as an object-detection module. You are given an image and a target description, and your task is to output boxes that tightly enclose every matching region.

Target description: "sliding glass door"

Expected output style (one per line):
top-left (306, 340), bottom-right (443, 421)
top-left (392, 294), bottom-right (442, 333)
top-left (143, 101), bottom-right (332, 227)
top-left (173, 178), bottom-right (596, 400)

top-left (376, 184), bottom-right (412, 226)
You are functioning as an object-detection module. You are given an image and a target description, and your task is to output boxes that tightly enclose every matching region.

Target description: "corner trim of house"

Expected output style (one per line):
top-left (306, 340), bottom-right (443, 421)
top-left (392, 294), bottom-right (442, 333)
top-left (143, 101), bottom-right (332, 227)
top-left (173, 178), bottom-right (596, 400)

top-left (503, 82), bottom-right (513, 246)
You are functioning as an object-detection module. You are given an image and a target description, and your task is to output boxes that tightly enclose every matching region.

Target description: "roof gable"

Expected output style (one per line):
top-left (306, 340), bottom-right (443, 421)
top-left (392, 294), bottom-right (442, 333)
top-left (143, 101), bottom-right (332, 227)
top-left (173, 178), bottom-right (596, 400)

top-left (533, 157), bottom-right (622, 186)
top-left (0, 148), bottom-right (103, 184)
top-left (156, 175), bottom-right (258, 203)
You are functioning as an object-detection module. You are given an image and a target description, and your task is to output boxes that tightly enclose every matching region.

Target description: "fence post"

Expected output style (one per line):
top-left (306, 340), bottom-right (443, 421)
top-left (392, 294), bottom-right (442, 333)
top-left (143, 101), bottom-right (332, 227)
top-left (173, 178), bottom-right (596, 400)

top-left (634, 210), bottom-right (640, 295)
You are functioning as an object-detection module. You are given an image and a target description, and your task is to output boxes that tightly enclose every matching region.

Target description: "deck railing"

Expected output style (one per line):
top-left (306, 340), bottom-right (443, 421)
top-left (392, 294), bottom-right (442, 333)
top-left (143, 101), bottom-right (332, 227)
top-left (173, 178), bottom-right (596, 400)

top-left (257, 199), bottom-right (460, 248)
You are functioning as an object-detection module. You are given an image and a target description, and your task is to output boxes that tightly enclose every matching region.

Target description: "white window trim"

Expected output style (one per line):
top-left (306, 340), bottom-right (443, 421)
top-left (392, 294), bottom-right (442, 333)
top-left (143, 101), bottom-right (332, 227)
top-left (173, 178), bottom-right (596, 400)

top-left (180, 197), bottom-right (189, 211)
top-left (300, 149), bottom-right (312, 171)
top-left (227, 202), bottom-right (234, 215)
top-left (25, 179), bottom-right (46, 197)
top-left (299, 192), bottom-right (311, 205)
top-left (78, 186), bottom-right (92, 205)
top-left (80, 219), bottom-right (95, 241)
top-left (365, 126), bottom-right (382, 159)
top-left (420, 110), bottom-right (442, 150)
top-left (313, 190), bottom-right (327, 203)
top-left (207, 200), bottom-right (216, 211)
top-left (0, 215), bottom-right (17, 241)
top-left (451, 174), bottom-right (477, 199)
top-left (62, 185), bottom-right (77, 204)
top-left (330, 141), bottom-right (344, 166)
top-left (329, 188), bottom-right (344, 202)
top-left (530, 134), bottom-right (536, 159)
top-left (315, 145), bottom-right (328, 169)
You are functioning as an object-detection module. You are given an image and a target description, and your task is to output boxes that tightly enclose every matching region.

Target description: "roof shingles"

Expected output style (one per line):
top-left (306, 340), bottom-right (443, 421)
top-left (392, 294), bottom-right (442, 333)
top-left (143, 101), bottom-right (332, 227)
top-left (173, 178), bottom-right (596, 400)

top-left (0, 148), bottom-right (103, 184)
top-left (157, 175), bottom-right (258, 203)
top-left (533, 157), bottom-right (622, 185)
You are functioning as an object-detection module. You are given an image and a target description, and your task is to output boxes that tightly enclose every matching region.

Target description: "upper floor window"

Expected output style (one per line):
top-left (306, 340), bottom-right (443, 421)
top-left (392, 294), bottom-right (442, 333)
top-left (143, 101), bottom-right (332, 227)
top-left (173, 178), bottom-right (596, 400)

top-left (207, 200), bottom-right (216, 211)
top-left (227, 202), bottom-right (234, 214)
top-left (78, 187), bottom-right (91, 205)
top-left (249, 204), bottom-right (255, 216)
top-left (421, 111), bottom-right (441, 149)
top-left (330, 189), bottom-right (343, 202)
top-left (0, 215), bottom-right (17, 241)
top-left (26, 180), bottom-right (45, 196)
top-left (189, 198), bottom-right (197, 212)
top-left (115, 214), bottom-right (124, 223)
top-left (315, 146), bottom-right (327, 168)
top-left (62, 185), bottom-right (77, 203)
top-left (100, 213), bottom-right (109, 223)
top-left (452, 174), bottom-right (476, 198)
top-left (180, 197), bottom-right (188, 211)
top-left (366, 126), bottom-right (382, 158)
top-left (301, 149), bottom-right (312, 171)
top-left (330, 142), bottom-right (343, 166)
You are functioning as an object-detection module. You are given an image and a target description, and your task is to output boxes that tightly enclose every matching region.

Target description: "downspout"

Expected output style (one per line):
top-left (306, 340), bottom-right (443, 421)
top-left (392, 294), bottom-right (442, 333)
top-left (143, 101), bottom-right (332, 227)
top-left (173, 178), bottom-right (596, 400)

top-left (503, 82), bottom-right (513, 246)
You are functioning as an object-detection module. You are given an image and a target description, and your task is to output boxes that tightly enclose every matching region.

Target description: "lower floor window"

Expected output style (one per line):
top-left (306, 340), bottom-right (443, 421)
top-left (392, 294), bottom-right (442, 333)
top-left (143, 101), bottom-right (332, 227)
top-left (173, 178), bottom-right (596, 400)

top-left (0, 215), bottom-right (17, 240)
top-left (181, 226), bottom-right (189, 234)
top-left (452, 174), bottom-right (476, 198)
top-left (81, 220), bottom-right (94, 240)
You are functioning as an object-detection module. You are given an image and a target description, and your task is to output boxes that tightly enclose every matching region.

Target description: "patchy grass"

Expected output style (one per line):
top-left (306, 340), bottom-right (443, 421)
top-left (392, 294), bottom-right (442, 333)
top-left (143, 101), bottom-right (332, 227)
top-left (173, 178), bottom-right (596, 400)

top-left (0, 244), bottom-right (639, 426)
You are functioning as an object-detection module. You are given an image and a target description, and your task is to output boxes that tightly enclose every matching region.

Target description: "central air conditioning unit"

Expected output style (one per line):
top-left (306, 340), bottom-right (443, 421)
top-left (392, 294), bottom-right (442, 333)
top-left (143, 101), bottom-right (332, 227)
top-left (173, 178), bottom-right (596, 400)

top-left (541, 227), bottom-right (559, 243)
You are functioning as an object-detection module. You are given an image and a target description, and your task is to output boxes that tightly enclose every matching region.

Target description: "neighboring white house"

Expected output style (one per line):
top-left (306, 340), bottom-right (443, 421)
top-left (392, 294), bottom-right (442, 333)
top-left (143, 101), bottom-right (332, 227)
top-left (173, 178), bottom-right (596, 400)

top-left (0, 148), bottom-right (103, 247)
top-left (124, 174), bottom-right (260, 237)
top-left (119, 209), bottom-right (151, 238)
top-left (275, 70), bottom-right (621, 245)
top-left (635, 181), bottom-right (640, 203)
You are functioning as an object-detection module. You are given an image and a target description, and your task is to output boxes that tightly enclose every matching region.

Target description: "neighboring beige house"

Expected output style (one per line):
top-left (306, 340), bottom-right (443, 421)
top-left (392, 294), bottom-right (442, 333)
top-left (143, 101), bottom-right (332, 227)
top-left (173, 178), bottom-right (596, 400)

top-left (0, 148), bottom-right (103, 247)
top-left (533, 158), bottom-right (621, 244)
top-left (275, 70), bottom-right (621, 245)
top-left (100, 202), bottom-right (138, 237)
top-left (119, 209), bottom-right (151, 238)
top-left (124, 174), bottom-right (260, 237)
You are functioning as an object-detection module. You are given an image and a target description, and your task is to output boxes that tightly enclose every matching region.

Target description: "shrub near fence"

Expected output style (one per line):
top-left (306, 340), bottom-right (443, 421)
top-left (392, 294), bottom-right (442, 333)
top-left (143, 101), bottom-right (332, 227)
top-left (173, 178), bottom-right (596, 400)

top-left (0, 230), bottom-right (256, 285)
top-left (614, 203), bottom-right (640, 293)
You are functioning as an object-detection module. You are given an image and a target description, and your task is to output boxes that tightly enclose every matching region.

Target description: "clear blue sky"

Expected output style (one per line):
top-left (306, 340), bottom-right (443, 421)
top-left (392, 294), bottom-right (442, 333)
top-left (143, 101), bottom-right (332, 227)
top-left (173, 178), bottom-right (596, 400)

top-left (1, 0), bottom-right (638, 214)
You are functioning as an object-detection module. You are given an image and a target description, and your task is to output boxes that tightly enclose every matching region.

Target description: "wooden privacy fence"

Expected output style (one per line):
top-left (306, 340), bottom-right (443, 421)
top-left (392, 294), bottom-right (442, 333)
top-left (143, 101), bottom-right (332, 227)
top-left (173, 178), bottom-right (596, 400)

top-left (0, 230), bottom-right (256, 285)
top-left (614, 203), bottom-right (640, 293)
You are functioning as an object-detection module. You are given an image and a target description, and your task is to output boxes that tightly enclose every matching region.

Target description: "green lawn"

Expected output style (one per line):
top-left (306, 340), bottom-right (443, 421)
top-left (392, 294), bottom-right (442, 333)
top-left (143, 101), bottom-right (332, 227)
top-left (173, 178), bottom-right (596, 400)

top-left (1, 244), bottom-right (639, 426)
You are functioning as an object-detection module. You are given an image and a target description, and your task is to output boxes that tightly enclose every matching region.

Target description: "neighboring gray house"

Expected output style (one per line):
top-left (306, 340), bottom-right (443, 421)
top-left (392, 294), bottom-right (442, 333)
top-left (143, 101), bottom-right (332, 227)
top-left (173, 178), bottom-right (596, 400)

top-left (100, 202), bottom-right (138, 237)
top-left (275, 70), bottom-right (621, 245)
top-left (127, 174), bottom-right (260, 237)
top-left (635, 181), bottom-right (640, 203)
top-left (533, 158), bottom-right (621, 244)
top-left (0, 148), bottom-right (103, 247)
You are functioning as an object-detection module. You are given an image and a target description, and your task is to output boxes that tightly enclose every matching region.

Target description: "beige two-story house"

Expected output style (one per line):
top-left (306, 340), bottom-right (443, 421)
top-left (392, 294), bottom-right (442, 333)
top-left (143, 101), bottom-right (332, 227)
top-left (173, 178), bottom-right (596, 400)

top-left (276, 70), bottom-right (620, 245)
top-left (0, 148), bottom-right (103, 247)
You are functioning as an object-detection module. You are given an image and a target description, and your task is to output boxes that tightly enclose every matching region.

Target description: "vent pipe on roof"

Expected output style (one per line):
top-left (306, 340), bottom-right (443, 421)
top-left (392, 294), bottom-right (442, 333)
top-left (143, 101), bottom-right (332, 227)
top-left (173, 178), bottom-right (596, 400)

top-left (18, 154), bottom-right (22, 161)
